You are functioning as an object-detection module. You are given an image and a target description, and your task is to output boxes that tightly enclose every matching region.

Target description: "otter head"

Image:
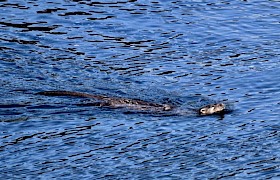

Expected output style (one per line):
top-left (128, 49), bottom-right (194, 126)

top-left (199, 103), bottom-right (225, 115)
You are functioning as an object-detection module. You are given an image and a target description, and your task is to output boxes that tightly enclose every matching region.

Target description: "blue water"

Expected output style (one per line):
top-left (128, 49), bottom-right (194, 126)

top-left (1, 0), bottom-right (280, 179)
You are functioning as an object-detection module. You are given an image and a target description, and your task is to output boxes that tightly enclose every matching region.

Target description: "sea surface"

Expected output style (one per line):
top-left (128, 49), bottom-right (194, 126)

top-left (1, 0), bottom-right (280, 179)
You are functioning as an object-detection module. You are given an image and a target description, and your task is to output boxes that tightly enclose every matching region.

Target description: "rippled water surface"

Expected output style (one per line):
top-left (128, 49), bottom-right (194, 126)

top-left (1, 0), bottom-right (280, 179)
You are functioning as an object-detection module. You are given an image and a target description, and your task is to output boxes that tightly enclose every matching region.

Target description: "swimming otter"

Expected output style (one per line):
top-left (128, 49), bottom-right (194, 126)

top-left (37, 91), bottom-right (225, 115)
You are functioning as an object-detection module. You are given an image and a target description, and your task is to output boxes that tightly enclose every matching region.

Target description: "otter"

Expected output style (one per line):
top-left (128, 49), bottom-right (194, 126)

top-left (37, 91), bottom-right (225, 115)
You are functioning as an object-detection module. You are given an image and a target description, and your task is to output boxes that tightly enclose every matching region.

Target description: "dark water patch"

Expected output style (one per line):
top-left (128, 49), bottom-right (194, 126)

top-left (27, 105), bottom-right (68, 110)
top-left (0, 37), bottom-right (38, 45)
top-left (0, 3), bottom-right (29, 9)
top-left (0, 104), bottom-right (27, 108)
top-left (59, 11), bottom-right (92, 16)
top-left (37, 8), bottom-right (67, 14)
top-left (87, 15), bottom-right (115, 21)
top-left (0, 21), bottom-right (58, 31)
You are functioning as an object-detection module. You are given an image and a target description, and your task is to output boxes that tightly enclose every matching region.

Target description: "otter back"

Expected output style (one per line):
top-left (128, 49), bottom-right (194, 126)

top-left (37, 91), bottom-right (172, 112)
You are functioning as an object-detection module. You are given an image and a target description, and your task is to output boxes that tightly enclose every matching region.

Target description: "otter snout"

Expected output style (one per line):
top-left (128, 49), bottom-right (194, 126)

top-left (199, 103), bottom-right (225, 115)
top-left (163, 104), bottom-right (172, 111)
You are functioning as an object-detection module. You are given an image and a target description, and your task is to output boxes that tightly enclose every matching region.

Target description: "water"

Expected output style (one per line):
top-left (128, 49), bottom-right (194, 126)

top-left (1, 0), bottom-right (280, 179)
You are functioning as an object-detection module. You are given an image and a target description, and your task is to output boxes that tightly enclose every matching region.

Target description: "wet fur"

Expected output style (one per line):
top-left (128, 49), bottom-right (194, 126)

top-left (37, 91), bottom-right (172, 112)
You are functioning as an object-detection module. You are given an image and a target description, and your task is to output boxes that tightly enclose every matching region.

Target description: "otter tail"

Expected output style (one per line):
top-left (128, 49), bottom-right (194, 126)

top-left (36, 91), bottom-right (105, 100)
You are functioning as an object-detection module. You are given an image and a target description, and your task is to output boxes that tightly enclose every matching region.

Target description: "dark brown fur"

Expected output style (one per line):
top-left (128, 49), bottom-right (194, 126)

top-left (37, 91), bottom-right (172, 112)
top-left (37, 91), bottom-right (225, 115)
